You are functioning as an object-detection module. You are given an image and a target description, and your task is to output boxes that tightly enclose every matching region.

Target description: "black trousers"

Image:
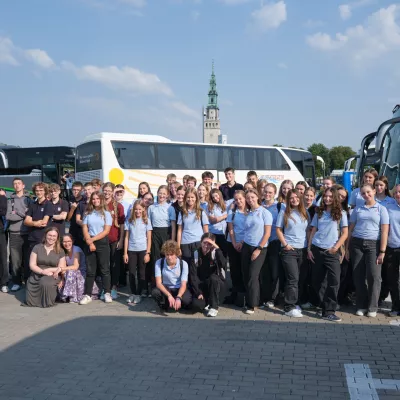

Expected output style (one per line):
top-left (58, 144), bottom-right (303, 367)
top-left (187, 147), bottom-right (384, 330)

top-left (84, 237), bottom-right (111, 295)
top-left (9, 233), bottom-right (29, 285)
top-left (337, 257), bottom-right (353, 304)
top-left (128, 250), bottom-right (146, 295)
top-left (151, 287), bottom-right (192, 310)
top-left (386, 246), bottom-right (400, 312)
top-left (260, 239), bottom-right (281, 304)
top-left (215, 234), bottom-right (228, 258)
top-left (181, 241), bottom-right (200, 266)
top-left (351, 238), bottom-right (381, 312)
top-left (0, 230), bottom-right (7, 286)
top-left (379, 255), bottom-right (390, 302)
top-left (311, 246), bottom-right (341, 314)
top-left (241, 243), bottom-right (267, 309)
top-left (192, 274), bottom-right (224, 311)
top-left (149, 228), bottom-right (170, 283)
top-left (109, 241), bottom-right (121, 287)
top-left (227, 242), bottom-right (245, 294)
top-left (281, 248), bottom-right (308, 312)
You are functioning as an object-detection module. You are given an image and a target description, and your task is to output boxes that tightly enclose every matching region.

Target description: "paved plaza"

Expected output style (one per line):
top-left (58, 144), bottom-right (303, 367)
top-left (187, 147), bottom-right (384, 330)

top-left (1, 290), bottom-right (400, 400)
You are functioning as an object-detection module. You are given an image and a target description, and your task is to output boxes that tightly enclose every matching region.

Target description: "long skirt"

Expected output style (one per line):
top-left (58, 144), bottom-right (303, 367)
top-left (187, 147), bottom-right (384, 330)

top-left (26, 273), bottom-right (59, 308)
top-left (59, 269), bottom-right (100, 303)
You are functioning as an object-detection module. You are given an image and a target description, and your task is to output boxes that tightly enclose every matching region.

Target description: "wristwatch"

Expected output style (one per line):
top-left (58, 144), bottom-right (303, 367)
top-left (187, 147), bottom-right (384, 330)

top-left (257, 246), bottom-right (263, 251)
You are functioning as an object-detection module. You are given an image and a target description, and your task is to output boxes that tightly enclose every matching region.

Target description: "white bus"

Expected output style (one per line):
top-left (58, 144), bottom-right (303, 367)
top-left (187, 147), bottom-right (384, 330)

top-left (75, 133), bottom-right (315, 201)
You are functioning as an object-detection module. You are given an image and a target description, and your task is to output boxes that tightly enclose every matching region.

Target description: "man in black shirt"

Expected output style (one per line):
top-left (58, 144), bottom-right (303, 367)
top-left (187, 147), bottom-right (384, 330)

top-left (219, 167), bottom-right (244, 202)
top-left (48, 183), bottom-right (69, 235)
top-left (66, 181), bottom-right (85, 246)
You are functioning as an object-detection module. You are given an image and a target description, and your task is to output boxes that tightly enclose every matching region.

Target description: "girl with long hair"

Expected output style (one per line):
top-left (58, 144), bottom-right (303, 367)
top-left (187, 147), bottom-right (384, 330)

top-left (137, 182), bottom-right (151, 199)
top-left (177, 188), bottom-right (209, 265)
top-left (80, 192), bottom-right (112, 305)
top-left (346, 184), bottom-right (389, 317)
top-left (303, 187), bottom-right (317, 220)
top-left (168, 181), bottom-right (181, 204)
top-left (295, 181), bottom-right (307, 196)
top-left (123, 200), bottom-right (152, 304)
top-left (276, 188), bottom-right (309, 318)
top-left (257, 179), bottom-right (268, 198)
top-left (241, 188), bottom-right (272, 315)
top-left (308, 188), bottom-right (348, 322)
top-left (170, 185), bottom-right (186, 241)
top-left (197, 183), bottom-right (209, 210)
top-left (278, 180), bottom-right (294, 204)
top-left (349, 168), bottom-right (378, 208)
top-left (375, 176), bottom-right (395, 207)
top-left (205, 189), bottom-right (228, 257)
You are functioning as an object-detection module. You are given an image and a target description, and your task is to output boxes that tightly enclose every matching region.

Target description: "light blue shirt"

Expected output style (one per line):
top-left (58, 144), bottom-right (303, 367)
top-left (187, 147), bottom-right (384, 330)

top-left (244, 206), bottom-right (273, 248)
top-left (349, 188), bottom-right (365, 208)
top-left (205, 204), bottom-right (227, 236)
top-left (376, 196), bottom-right (396, 208)
top-left (226, 208), bottom-right (246, 244)
top-left (263, 201), bottom-right (285, 242)
top-left (154, 258), bottom-right (188, 288)
top-left (350, 203), bottom-right (390, 240)
top-left (148, 202), bottom-right (172, 228)
top-left (311, 210), bottom-right (348, 249)
top-left (225, 199), bottom-right (235, 209)
top-left (387, 202), bottom-right (400, 248)
top-left (119, 200), bottom-right (132, 218)
top-left (178, 210), bottom-right (209, 245)
top-left (124, 218), bottom-right (153, 252)
top-left (83, 210), bottom-right (112, 237)
top-left (168, 205), bottom-right (179, 222)
top-left (276, 210), bottom-right (309, 249)
top-left (200, 201), bottom-right (208, 211)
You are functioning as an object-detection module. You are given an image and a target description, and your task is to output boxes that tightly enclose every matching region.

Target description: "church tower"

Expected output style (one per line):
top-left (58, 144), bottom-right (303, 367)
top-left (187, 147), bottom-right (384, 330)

top-left (203, 62), bottom-right (220, 144)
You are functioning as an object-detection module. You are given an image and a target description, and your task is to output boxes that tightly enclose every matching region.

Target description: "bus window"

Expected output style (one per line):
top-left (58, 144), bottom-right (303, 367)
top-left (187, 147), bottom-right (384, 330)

top-left (256, 148), bottom-right (289, 170)
top-left (112, 141), bottom-right (155, 169)
top-left (157, 144), bottom-right (196, 169)
top-left (76, 141), bottom-right (102, 172)
top-left (381, 123), bottom-right (400, 190)
top-left (196, 147), bottom-right (219, 170)
top-left (219, 147), bottom-right (232, 170)
top-left (232, 148), bottom-right (256, 170)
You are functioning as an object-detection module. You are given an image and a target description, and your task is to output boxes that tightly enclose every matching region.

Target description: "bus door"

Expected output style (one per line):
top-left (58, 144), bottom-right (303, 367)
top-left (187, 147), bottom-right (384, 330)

top-left (303, 161), bottom-right (316, 187)
top-left (354, 132), bottom-right (378, 187)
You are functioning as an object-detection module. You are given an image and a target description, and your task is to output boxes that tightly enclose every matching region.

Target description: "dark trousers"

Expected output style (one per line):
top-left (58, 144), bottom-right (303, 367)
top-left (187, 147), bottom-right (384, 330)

top-left (9, 233), bottom-right (29, 285)
top-left (109, 241), bottom-right (121, 287)
top-left (260, 240), bottom-right (281, 304)
top-left (0, 230), bottom-right (7, 286)
top-left (215, 234), bottom-right (228, 258)
top-left (119, 251), bottom-right (128, 286)
top-left (84, 237), bottom-right (111, 295)
top-left (149, 228), bottom-right (170, 284)
top-left (151, 287), bottom-right (192, 310)
top-left (281, 248), bottom-right (308, 312)
top-left (351, 238), bottom-right (381, 312)
top-left (128, 250), bottom-right (146, 295)
top-left (311, 246), bottom-right (341, 314)
top-left (181, 241), bottom-right (200, 266)
top-left (241, 243), bottom-right (267, 309)
top-left (379, 255), bottom-right (390, 302)
top-left (192, 274), bottom-right (224, 311)
top-left (227, 242), bottom-right (245, 294)
top-left (386, 247), bottom-right (400, 311)
top-left (337, 257), bottom-right (353, 304)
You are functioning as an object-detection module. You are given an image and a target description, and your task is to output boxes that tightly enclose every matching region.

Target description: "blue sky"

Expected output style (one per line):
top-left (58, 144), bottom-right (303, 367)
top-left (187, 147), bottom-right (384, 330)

top-left (1, 0), bottom-right (399, 150)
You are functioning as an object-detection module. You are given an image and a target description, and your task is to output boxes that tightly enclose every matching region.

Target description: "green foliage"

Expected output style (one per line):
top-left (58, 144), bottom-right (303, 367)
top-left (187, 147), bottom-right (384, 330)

top-left (328, 146), bottom-right (356, 170)
top-left (307, 143), bottom-right (330, 177)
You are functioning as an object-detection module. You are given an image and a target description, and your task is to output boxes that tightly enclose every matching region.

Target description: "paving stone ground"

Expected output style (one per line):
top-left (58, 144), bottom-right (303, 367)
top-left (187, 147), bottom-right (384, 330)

top-left (1, 289), bottom-right (400, 400)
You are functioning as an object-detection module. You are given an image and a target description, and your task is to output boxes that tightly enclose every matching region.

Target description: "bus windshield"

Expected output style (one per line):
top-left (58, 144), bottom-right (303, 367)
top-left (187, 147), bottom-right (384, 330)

top-left (380, 122), bottom-right (400, 190)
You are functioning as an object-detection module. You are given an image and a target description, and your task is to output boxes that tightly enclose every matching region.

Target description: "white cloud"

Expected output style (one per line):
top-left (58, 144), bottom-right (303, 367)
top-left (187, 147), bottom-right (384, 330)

top-left (339, 0), bottom-right (375, 20)
top-left (307, 4), bottom-right (400, 66)
top-left (339, 4), bottom-right (352, 20)
top-left (61, 61), bottom-right (173, 96)
top-left (0, 37), bottom-right (19, 66)
top-left (169, 101), bottom-right (200, 120)
top-left (163, 117), bottom-right (200, 136)
top-left (277, 62), bottom-right (288, 69)
top-left (250, 1), bottom-right (287, 33)
top-left (24, 49), bottom-right (55, 69)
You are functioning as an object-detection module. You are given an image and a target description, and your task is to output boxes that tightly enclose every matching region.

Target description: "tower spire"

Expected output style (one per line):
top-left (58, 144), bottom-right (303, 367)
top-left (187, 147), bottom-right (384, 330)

top-left (208, 61), bottom-right (218, 108)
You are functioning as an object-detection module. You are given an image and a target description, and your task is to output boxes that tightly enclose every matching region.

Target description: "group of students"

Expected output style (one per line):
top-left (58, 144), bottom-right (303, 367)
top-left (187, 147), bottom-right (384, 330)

top-left (1, 167), bottom-right (399, 322)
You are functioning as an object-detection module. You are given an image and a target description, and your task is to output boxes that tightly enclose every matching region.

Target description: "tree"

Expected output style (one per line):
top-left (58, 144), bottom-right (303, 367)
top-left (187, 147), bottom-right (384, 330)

top-left (328, 146), bottom-right (356, 171)
top-left (307, 143), bottom-right (330, 177)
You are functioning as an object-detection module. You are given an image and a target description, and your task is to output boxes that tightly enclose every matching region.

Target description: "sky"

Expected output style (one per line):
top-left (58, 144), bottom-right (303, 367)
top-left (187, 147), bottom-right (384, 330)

top-left (1, 0), bottom-right (400, 151)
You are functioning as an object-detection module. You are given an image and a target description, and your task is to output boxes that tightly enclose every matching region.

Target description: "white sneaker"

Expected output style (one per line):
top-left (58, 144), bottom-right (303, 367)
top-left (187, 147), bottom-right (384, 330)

top-left (266, 301), bottom-right (275, 309)
top-left (79, 295), bottom-right (92, 305)
top-left (104, 293), bottom-right (113, 303)
top-left (1, 285), bottom-right (9, 293)
top-left (133, 295), bottom-right (142, 305)
top-left (367, 311), bottom-right (377, 318)
top-left (285, 308), bottom-right (303, 318)
top-left (301, 302), bottom-right (313, 310)
top-left (204, 305), bottom-right (210, 311)
top-left (245, 308), bottom-right (255, 315)
top-left (127, 295), bottom-right (135, 303)
top-left (207, 308), bottom-right (218, 317)
top-left (11, 284), bottom-right (21, 292)
top-left (356, 309), bottom-right (367, 316)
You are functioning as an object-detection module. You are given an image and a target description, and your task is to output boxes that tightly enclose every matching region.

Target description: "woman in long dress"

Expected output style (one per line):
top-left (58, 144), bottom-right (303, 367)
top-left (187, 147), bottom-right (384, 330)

top-left (24, 227), bottom-right (66, 308)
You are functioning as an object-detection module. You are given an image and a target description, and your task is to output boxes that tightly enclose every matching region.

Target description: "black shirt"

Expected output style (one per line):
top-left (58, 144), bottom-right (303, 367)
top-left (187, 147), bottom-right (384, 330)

top-left (0, 195), bottom-right (7, 231)
top-left (68, 196), bottom-right (85, 239)
top-left (48, 198), bottom-right (69, 235)
top-left (26, 199), bottom-right (52, 244)
top-left (219, 182), bottom-right (244, 201)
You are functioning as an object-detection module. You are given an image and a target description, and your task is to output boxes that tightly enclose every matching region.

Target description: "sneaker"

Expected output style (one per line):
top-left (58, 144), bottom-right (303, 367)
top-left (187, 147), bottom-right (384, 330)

top-left (1, 285), bottom-right (9, 293)
top-left (285, 308), bottom-right (303, 318)
top-left (100, 291), bottom-right (105, 300)
top-left (388, 310), bottom-right (399, 317)
top-left (140, 290), bottom-right (148, 298)
top-left (79, 295), bottom-right (92, 305)
top-left (207, 308), bottom-right (218, 317)
top-left (295, 305), bottom-right (302, 311)
top-left (127, 295), bottom-right (135, 304)
top-left (245, 308), bottom-right (255, 315)
top-left (133, 295), bottom-right (142, 305)
top-left (104, 293), bottom-right (113, 303)
top-left (11, 284), bottom-right (21, 292)
top-left (322, 314), bottom-right (342, 322)
top-left (204, 305), bottom-right (210, 311)
top-left (316, 310), bottom-right (323, 317)
top-left (367, 311), bottom-right (377, 318)
top-left (261, 301), bottom-right (275, 309)
top-left (301, 302), bottom-right (313, 310)
top-left (356, 309), bottom-right (367, 316)
top-left (111, 289), bottom-right (118, 299)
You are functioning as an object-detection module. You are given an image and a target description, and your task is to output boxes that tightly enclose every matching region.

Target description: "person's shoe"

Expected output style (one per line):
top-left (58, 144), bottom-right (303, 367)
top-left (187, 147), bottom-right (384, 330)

top-left (301, 302), bottom-right (313, 310)
top-left (104, 293), bottom-right (113, 303)
top-left (11, 284), bottom-right (21, 292)
top-left (285, 308), bottom-right (303, 318)
top-left (207, 308), bottom-right (218, 317)
top-left (100, 291), bottom-right (105, 300)
top-left (367, 311), bottom-right (377, 318)
top-left (204, 305), bottom-right (210, 311)
top-left (322, 314), bottom-right (342, 322)
top-left (127, 295), bottom-right (135, 303)
top-left (260, 301), bottom-right (275, 309)
top-left (111, 289), bottom-right (118, 299)
top-left (79, 295), bottom-right (92, 305)
top-left (295, 305), bottom-right (302, 311)
top-left (140, 290), bottom-right (148, 298)
top-left (356, 309), bottom-right (367, 316)
top-left (245, 308), bottom-right (255, 315)
top-left (1, 285), bottom-right (9, 293)
top-left (316, 310), bottom-right (323, 317)
top-left (388, 310), bottom-right (399, 317)
top-left (133, 295), bottom-right (142, 305)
